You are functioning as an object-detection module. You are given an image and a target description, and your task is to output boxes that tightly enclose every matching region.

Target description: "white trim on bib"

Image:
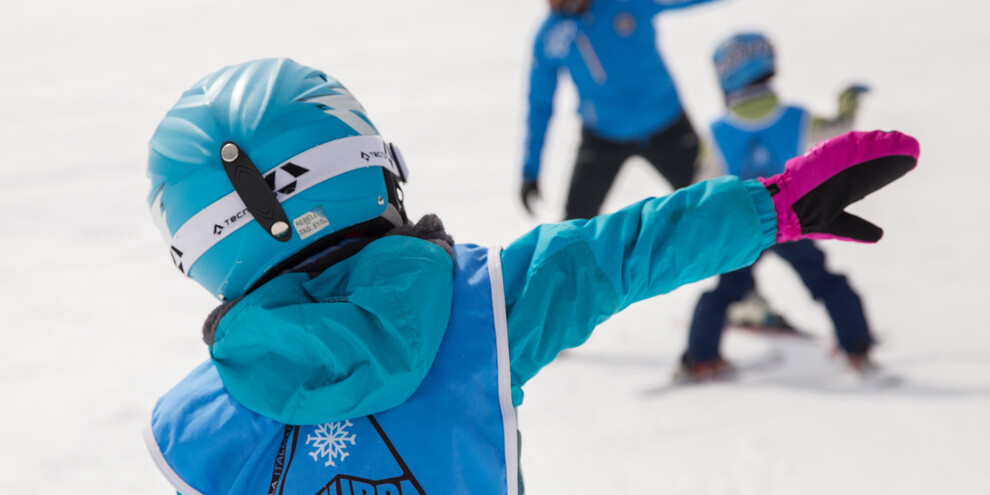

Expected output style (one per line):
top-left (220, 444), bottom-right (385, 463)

top-left (487, 246), bottom-right (519, 495)
top-left (143, 422), bottom-right (207, 495)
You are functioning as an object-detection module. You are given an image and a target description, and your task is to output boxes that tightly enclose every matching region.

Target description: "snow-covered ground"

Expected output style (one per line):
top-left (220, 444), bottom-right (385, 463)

top-left (1, 0), bottom-right (988, 493)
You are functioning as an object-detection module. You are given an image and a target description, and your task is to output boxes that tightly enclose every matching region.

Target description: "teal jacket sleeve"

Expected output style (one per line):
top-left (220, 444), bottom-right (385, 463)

top-left (499, 177), bottom-right (776, 405)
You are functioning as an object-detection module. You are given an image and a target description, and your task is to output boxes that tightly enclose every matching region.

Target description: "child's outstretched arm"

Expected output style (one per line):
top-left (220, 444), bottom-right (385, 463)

top-left (499, 130), bottom-right (918, 405)
top-left (501, 177), bottom-right (775, 405)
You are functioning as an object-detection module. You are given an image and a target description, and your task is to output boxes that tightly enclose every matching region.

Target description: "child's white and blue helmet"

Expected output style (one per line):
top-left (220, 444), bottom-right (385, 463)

top-left (148, 59), bottom-right (409, 301)
top-left (713, 33), bottom-right (775, 95)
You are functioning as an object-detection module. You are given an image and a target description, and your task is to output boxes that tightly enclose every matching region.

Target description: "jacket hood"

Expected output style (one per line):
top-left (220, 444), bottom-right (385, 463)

top-left (204, 216), bottom-right (455, 425)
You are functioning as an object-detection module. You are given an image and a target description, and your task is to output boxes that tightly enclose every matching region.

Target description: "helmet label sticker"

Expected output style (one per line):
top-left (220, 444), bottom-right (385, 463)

top-left (293, 206), bottom-right (330, 240)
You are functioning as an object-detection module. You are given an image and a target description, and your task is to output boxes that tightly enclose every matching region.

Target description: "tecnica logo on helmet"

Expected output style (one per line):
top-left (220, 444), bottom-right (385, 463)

top-left (265, 162), bottom-right (311, 197)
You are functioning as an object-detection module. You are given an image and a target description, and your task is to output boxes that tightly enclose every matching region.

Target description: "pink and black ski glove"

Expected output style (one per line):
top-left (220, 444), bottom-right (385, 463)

top-left (759, 130), bottom-right (919, 243)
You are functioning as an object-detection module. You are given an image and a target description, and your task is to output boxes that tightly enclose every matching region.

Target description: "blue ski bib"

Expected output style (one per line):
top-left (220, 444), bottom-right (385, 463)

top-left (710, 105), bottom-right (809, 180)
top-left (146, 244), bottom-right (519, 495)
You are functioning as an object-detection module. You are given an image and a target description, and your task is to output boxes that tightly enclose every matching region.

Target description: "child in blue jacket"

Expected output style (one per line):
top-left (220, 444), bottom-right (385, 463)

top-left (143, 58), bottom-right (916, 494)
top-left (678, 33), bottom-right (877, 379)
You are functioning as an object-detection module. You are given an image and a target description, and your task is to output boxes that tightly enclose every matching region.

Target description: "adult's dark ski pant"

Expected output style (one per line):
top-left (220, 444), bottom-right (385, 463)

top-left (563, 113), bottom-right (699, 220)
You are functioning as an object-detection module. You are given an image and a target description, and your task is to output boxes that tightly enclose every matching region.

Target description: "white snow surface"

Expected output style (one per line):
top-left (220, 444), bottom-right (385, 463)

top-left (1, 0), bottom-right (988, 493)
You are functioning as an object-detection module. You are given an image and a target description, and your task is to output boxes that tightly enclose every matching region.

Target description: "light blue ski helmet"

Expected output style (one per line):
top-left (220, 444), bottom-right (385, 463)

top-left (148, 58), bottom-right (409, 300)
top-left (713, 33), bottom-right (775, 95)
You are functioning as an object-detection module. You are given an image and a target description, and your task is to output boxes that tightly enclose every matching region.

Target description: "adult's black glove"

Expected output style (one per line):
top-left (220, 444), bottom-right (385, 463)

top-left (520, 180), bottom-right (541, 216)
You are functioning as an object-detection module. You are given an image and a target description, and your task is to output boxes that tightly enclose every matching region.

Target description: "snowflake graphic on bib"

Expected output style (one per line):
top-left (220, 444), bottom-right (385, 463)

top-left (306, 420), bottom-right (357, 467)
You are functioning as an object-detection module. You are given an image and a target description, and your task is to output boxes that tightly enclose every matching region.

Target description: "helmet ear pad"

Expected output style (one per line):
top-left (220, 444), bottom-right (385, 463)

top-left (382, 168), bottom-right (408, 225)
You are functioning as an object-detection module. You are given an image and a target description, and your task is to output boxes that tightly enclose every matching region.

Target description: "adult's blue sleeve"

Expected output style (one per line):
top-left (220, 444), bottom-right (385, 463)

top-left (522, 30), bottom-right (560, 182)
top-left (641, 0), bottom-right (726, 15)
top-left (499, 177), bottom-right (776, 405)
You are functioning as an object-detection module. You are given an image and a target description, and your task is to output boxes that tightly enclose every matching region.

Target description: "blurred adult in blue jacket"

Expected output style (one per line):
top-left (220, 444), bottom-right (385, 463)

top-left (520, 0), bottom-right (723, 219)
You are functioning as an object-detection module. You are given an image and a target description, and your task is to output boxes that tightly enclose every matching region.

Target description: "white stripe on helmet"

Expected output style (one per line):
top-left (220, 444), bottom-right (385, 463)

top-left (155, 135), bottom-right (404, 275)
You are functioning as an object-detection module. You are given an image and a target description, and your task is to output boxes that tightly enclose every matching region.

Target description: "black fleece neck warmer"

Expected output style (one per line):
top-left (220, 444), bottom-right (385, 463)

top-left (294, 214), bottom-right (454, 277)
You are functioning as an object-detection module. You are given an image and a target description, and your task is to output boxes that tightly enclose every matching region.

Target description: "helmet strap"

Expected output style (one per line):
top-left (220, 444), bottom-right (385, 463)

top-left (220, 142), bottom-right (293, 242)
